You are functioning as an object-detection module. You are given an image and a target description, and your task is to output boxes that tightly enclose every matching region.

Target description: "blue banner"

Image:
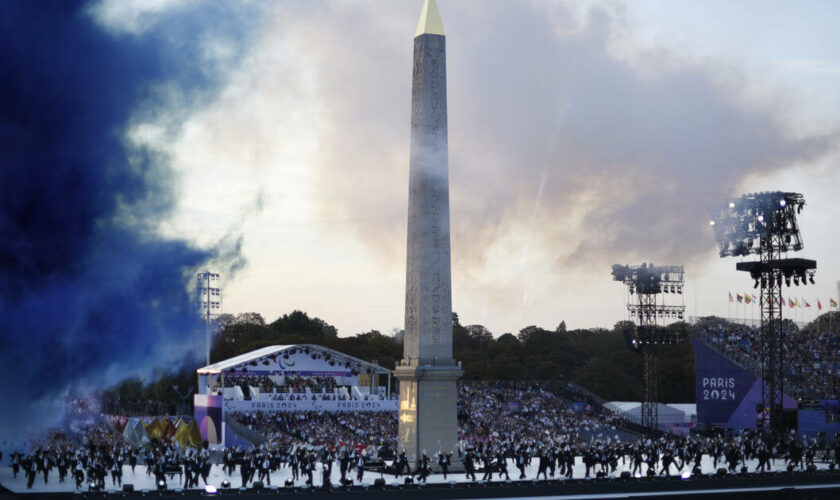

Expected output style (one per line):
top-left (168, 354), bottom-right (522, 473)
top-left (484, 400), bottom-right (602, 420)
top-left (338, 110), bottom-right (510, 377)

top-left (692, 339), bottom-right (757, 427)
top-left (692, 339), bottom-right (797, 429)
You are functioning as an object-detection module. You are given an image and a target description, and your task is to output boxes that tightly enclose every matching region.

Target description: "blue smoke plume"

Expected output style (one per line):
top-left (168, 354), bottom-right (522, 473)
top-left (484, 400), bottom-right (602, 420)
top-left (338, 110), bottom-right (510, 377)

top-left (0, 1), bottom-right (257, 441)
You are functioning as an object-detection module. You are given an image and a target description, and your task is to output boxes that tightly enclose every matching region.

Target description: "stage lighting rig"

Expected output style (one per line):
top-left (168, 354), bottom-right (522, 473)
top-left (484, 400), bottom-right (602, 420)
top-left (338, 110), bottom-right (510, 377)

top-left (612, 263), bottom-right (686, 432)
top-left (712, 191), bottom-right (817, 434)
top-left (713, 192), bottom-right (805, 258)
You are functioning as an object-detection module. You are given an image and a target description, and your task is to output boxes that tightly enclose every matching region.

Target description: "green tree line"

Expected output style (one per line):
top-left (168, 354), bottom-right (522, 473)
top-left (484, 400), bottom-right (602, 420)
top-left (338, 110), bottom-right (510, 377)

top-left (103, 309), bottom-right (702, 415)
top-left (208, 310), bottom-right (696, 403)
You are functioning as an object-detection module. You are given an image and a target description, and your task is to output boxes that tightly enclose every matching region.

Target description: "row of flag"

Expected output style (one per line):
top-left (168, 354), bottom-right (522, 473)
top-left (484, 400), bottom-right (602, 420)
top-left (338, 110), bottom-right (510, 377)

top-left (729, 292), bottom-right (839, 310)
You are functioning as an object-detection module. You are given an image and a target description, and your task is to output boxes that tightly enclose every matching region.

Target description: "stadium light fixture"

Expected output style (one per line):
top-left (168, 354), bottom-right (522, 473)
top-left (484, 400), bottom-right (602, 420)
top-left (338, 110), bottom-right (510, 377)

top-left (712, 192), bottom-right (806, 258)
top-left (204, 485), bottom-right (218, 495)
top-left (717, 191), bottom-right (817, 435)
top-left (157, 479), bottom-right (167, 491)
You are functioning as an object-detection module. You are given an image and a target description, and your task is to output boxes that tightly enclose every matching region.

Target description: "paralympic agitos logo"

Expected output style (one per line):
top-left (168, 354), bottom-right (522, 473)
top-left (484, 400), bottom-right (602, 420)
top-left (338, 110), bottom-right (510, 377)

top-left (275, 355), bottom-right (296, 369)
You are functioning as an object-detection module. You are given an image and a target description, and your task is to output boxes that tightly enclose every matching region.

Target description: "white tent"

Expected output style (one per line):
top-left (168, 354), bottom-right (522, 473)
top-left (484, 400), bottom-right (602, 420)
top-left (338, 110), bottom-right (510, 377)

top-left (606, 401), bottom-right (687, 426)
top-left (667, 404), bottom-right (697, 424)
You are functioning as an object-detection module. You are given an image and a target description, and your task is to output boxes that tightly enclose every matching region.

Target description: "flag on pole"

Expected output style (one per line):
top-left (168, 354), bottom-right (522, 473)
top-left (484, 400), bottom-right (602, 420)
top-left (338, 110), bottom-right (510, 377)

top-left (744, 294), bottom-right (752, 304)
top-left (795, 298), bottom-right (801, 308)
top-left (831, 298), bottom-right (838, 308)
top-left (789, 298), bottom-right (795, 308)
top-left (737, 294), bottom-right (743, 303)
top-left (818, 300), bottom-right (822, 311)
top-left (751, 294), bottom-right (758, 302)
top-left (729, 292), bottom-right (734, 303)
top-left (805, 300), bottom-right (811, 308)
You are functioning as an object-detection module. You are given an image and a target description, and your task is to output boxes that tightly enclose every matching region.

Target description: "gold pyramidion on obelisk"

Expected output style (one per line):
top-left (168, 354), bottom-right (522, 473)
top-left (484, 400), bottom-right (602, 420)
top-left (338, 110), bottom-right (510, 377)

top-left (396, 0), bottom-right (462, 468)
top-left (415, 0), bottom-right (444, 36)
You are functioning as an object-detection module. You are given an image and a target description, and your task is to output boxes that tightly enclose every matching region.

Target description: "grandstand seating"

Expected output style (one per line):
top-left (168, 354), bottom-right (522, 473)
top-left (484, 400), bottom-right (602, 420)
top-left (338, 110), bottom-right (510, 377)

top-left (692, 322), bottom-right (840, 400)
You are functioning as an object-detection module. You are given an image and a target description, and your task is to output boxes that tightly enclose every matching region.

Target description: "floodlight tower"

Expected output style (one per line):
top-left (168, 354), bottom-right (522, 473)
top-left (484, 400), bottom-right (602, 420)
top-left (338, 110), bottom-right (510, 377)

top-left (197, 271), bottom-right (222, 366)
top-left (712, 192), bottom-right (816, 434)
top-left (612, 263), bottom-right (685, 432)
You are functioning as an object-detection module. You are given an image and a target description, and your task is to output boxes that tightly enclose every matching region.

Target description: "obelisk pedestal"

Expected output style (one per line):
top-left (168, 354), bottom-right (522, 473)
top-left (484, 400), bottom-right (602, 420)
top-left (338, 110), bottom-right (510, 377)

top-left (395, 0), bottom-right (462, 468)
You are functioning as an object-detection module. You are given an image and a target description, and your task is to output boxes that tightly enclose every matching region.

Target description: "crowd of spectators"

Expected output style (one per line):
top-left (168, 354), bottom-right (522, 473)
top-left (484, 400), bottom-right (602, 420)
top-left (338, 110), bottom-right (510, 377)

top-left (222, 375), bottom-right (279, 393)
top-left (8, 384), bottom-right (840, 491)
top-left (457, 381), bottom-right (621, 446)
top-left (696, 323), bottom-right (840, 399)
top-left (222, 375), bottom-right (339, 394)
top-left (232, 411), bottom-right (393, 451)
top-left (285, 376), bottom-right (338, 394)
top-left (263, 392), bottom-right (352, 401)
top-left (231, 381), bottom-right (620, 455)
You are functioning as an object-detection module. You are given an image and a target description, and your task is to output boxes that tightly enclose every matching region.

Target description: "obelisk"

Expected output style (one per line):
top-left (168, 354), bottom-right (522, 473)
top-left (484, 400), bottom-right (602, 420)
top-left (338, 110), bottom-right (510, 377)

top-left (395, 0), bottom-right (462, 464)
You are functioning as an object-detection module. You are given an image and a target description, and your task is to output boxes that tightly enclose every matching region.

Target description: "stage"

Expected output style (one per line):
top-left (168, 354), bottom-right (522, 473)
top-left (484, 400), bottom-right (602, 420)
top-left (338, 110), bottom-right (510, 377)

top-left (3, 455), bottom-right (840, 499)
top-left (4, 469), bottom-right (840, 499)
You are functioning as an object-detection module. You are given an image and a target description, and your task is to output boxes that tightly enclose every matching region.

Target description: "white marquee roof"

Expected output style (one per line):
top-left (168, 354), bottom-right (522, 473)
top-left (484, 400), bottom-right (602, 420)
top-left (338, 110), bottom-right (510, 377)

top-left (606, 401), bottom-right (688, 418)
top-left (196, 344), bottom-right (391, 375)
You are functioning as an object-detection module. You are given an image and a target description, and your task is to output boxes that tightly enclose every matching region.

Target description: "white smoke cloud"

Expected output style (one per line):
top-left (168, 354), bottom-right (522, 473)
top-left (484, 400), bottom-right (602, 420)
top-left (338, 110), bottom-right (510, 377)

top-left (158, 0), bottom-right (839, 334)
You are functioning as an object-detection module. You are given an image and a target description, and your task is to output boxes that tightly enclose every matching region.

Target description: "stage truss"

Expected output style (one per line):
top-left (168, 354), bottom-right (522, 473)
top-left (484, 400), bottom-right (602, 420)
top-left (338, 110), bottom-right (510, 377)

top-left (612, 263), bottom-right (686, 432)
top-left (714, 192), bottom-right (816, 434)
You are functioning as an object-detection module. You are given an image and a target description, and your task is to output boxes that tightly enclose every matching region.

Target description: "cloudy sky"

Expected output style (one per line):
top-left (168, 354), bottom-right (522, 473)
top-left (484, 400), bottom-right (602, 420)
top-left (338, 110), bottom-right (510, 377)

top-left (99, 0), bottom-right (840, 336)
